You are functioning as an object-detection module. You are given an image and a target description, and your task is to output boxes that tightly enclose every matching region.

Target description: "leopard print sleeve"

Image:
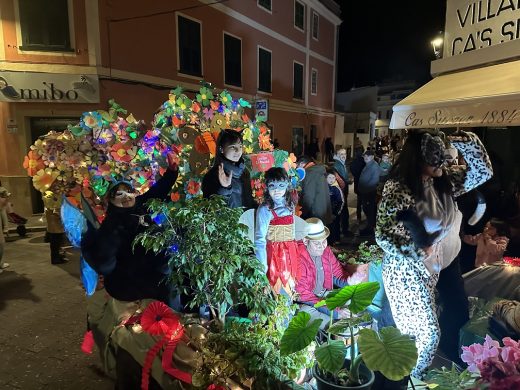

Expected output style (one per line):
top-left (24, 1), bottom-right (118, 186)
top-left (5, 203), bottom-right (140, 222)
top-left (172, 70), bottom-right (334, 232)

top-left (376, 180), bottom-right (426, 265)
top-left (449, 132), bottom-right (493, 198)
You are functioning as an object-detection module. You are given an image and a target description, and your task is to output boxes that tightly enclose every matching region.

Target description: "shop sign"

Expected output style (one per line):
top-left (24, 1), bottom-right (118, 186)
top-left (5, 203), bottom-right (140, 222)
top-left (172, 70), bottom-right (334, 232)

top-left (391, 102), bottom-right (520, 129)
top-left (0, 71), bottom-right (99, 103)
top-left (444, 0), bottom-right (520, 58)
top-left (255, 99), bottom-right (269, 122)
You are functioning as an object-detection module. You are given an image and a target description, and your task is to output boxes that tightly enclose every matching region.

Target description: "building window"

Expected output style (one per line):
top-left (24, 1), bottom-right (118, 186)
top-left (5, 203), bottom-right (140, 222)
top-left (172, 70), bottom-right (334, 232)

top-left (177, 15), bottom-right (202, 77)
top-left (258, 47), bottom-right (272, 93)
top-left (311, 68), bottom-right (318, 95)
top-left (293, 62), bottom-right (304, 99)
top-left (18, 0), bottom-right (72, 52)
top-left (224, 33), bottom-right (241, 87)
top-left (312, 12), bottom-right (319, 40)
top-left (258, 0), bottom-right (271, 12)
top-left (294, 1), bottom-right (305, 31)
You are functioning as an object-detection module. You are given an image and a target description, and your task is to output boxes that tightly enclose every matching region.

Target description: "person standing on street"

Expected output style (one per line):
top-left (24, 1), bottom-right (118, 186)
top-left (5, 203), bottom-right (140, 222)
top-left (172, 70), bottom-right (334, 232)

top-left (297, 156), bottom-right (333, 225)
top-left (43, 192), bottom-right (67, 264)
top-left (333, 148), bottom-right (352, 237)
top-left (358, 150), bottom-right (380, 236)
top-left (0, 186), bottom-right (11, 272)
top-left (350, 147), bottom-right (366, 224)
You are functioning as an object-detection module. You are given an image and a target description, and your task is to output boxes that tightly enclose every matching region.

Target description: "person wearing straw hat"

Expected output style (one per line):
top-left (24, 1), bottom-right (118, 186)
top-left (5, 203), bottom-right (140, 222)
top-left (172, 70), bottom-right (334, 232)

top-left (0, 186), bottom-right (11, 272)
top-left (295, 217), bottom-right (368, 327)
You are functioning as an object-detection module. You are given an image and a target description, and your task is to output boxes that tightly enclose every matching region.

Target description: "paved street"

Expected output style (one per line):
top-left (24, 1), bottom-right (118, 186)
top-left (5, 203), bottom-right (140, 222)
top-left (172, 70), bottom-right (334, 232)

top-left (0, 231), bottom-right (114, 390)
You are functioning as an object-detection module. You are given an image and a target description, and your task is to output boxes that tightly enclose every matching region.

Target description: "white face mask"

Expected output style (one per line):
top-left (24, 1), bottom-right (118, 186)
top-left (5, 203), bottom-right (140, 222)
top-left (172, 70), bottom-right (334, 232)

top-left (110, 189), bottom-right (136, 208)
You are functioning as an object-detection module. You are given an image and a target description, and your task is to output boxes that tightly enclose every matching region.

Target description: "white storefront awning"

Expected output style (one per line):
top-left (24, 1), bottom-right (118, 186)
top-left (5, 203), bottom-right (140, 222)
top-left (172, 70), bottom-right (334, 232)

top-left (390, 60), bottom-right (520, 129)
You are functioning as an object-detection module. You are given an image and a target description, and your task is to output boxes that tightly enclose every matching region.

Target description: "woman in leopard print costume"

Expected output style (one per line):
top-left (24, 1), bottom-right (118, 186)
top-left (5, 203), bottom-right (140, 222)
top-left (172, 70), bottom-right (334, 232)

top-left (376, 130), bottom-right (492, 378)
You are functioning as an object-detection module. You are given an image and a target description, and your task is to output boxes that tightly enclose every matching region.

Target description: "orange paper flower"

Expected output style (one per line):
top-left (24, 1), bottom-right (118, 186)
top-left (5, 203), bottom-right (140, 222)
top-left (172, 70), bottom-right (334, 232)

top-left (258, 133), bottom-right (272, 150)
top-left (32, 169), bottom-right (59, 192)
top-left (191, 102), bottom-right (201, 113)
top-left (23, 150), bottom-right (45, 176)
top-left (170, 192), bottom-right (180, 202)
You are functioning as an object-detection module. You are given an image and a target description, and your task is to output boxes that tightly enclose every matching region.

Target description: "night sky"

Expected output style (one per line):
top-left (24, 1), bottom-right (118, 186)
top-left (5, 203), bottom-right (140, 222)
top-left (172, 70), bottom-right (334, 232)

top-left (337, 0), bottom-right (447, 91)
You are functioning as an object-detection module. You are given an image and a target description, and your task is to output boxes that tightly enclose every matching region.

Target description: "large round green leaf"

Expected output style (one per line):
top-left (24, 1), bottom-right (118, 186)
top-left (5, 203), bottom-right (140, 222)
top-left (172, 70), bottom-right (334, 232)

top-left (357, 327), bottom-right (418, 381)
top-left (315, 340), bottom-right (347, 374)
top-left (323, 282), bottom-right (380, 313)
top-left (280, 311), bottom-right (322, 356)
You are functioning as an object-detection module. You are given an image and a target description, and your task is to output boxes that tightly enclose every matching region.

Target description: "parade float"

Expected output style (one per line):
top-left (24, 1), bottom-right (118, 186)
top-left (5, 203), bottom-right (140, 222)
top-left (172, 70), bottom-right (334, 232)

top-left (23, 83), bottom-right (314, 389)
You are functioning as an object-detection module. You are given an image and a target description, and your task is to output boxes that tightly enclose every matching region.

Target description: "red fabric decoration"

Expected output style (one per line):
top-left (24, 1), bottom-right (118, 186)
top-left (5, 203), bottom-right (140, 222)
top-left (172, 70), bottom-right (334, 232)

top-left (504, 257), bottom-right (520, 267)
top-left (81, 330), bottom-right (94, 355)
top-left (139, 301), bottom-right (192, 389)
top-left (207, 385), bottom-right (227, 390)
top-left (140, 301), bottom-right (180, 336)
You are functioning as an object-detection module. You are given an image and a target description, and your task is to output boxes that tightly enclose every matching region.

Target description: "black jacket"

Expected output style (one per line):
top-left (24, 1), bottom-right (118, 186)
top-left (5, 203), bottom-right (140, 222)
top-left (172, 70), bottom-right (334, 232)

top-left (81, 169), bottom-right (178, 303)
top-left (202, 158), bottom-right (256, 209)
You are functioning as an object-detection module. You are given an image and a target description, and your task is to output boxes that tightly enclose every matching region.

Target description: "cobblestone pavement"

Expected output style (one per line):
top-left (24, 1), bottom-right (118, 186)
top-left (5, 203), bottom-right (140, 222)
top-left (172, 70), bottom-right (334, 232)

top-left (0, 232), bottom-right (114, 390)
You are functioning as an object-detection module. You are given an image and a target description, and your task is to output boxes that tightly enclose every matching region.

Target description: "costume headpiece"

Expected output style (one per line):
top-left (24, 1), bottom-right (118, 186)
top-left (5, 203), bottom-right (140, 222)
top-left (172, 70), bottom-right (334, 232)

top-left (420, 132), bottom-right (446, 167)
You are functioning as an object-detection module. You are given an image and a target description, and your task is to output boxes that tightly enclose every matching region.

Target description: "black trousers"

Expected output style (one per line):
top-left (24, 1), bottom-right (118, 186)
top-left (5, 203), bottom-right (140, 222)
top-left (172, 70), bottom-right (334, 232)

top-left (48, 232), bottom-right (64, 263)
top-left (340, 187), bottom-right (350, 234)
top-left (436, 256), bottom-right (469, 364)
top-left (360, 191), bottom-right (377, 231)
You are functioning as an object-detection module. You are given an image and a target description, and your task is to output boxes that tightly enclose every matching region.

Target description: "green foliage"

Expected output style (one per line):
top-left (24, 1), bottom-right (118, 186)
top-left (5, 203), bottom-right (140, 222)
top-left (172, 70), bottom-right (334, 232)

top-left (135, 196), bottom-right (275, 328)
top-left (424, 365), bottom-right (480, 390)
top-left (194, 295), bottom-right (313, 389)
top-left (318, 282), bottom-right (379, 313)
top-left (357, 327), bottom-right (418, 381)
top-left (337, 241), bottom-right (383, 266)
top-left (280, 312), bottom-right (323, 356)
top-left (280, 281), bottom-right (417, 386)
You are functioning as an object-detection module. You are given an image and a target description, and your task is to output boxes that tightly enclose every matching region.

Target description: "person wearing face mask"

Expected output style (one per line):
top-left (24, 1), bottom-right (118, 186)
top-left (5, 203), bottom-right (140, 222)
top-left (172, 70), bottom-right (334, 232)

top-left (376, 130), bottom-right (493, 378)
top-left (81, 152), bottom-right (179, 304)
top-left (254, 167), bottom-right (300, 295)
top-left (202, 129), bottom-right (256, 209)
top-left (295, 218), bottom-right (368, 328)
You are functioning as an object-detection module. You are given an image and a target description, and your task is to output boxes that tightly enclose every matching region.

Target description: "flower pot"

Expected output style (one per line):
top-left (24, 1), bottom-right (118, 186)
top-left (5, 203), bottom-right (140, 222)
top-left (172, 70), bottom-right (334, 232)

top-left (313, 360), bottom-right (375, 390)
top-left (371, 371), bottom-right (409, 390)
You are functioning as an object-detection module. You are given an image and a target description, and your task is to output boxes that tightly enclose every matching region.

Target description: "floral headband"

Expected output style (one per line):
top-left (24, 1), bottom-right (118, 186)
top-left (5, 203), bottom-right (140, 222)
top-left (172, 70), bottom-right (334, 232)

top-left (420, 133), bottom-right (446, 167)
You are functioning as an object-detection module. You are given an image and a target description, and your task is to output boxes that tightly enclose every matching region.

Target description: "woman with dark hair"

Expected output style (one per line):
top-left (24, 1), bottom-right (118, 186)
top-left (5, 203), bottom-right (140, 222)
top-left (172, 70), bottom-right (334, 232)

top-left (376, 130), bottom-right (493, 378)
top-left (202, 129), bottom-right (255, 209)
top-left (254, 167), bottom-right (299, 294)
top-left (81, 153), bottom-right (179, 304)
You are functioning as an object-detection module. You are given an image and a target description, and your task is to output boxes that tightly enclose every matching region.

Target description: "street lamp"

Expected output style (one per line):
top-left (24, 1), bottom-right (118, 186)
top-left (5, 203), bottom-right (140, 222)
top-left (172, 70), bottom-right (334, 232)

top-left (431, 32), bottom-right (444, 59)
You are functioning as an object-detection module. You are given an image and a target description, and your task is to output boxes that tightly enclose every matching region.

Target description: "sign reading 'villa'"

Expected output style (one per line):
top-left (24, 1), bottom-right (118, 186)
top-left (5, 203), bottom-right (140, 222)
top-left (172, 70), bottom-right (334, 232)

top-left (0, 72), bottom-right (99, 103)
top-left (444, 0), bottom-right (520, 57)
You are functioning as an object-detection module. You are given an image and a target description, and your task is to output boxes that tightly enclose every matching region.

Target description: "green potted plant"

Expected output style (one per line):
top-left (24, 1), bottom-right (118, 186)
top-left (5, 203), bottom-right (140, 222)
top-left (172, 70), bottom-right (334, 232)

top-left (192, 295), bottom-right (315, 389)
top-left (135, 196), bottom-right (275, 330)
top-left (280, 281), bottom-right (418, 389)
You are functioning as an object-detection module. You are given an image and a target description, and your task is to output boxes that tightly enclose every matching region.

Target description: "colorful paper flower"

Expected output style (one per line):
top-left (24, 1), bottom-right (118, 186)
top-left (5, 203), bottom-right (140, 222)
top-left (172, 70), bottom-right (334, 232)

top-left (176, 96), bottom-right (192, 111)
top-left (258, 133), bottom-right (273, 150)
top-left (32, 168), bottom-right (59, 192)
top-left (196, 87), bottom-right (214, 107)
top-left (242, 128), bottom-right (253, 143)
top-left (23, 150), bottom-right (45, 176)
top-left (140, 301), bottom-right (181, 336)
top-left (203, 107), bottom-right (214, 120)
top-left (210, 100), bottom-right (220, 111)
top-left (185, 178), bottom-right (202, 198)
top-left (80, 111), bottom-right (103, 130)
top-left (170, 192), bottom-right (180, 202)
top-left (219, 90), bottom-right (232, 107)
top-left (110, 142), bottom-right (136, 163)
top-left (244, 145), bottom-right (254, 154)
